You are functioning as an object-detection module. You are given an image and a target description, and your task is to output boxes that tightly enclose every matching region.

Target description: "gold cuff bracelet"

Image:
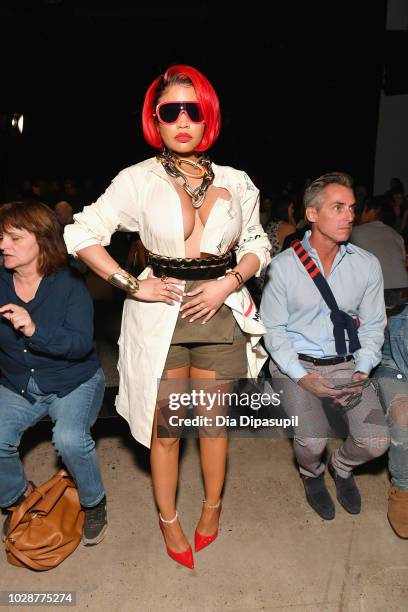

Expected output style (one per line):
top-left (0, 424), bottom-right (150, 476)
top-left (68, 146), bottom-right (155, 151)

top-left (108, 269), bottom-right (140, 294)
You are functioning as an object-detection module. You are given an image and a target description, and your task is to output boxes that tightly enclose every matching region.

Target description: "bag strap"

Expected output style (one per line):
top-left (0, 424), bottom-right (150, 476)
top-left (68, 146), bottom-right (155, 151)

top-left (5, 539), bottom-right (46, 571)
top-left (291, 240), bottom-right (361, 355)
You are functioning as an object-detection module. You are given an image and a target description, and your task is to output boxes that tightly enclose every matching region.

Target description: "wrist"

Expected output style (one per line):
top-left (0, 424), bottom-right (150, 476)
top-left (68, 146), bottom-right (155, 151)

top-left (25, 323), bottom-right (36, 337)
top-left (108, 268), bottom-right (140, 295)
top-left (221, 274), bottom-right (239, 291)
top-left (219, 275), bottom-right (239, 297)
top-left (224, 270), bottom-right (244, 290)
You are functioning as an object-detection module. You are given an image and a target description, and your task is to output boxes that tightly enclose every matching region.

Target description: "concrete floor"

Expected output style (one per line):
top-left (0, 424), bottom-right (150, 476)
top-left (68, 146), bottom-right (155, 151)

top-left (1, 418), bottom-right (407, 612)
top-left (2, 299), bottom-right (407, 611)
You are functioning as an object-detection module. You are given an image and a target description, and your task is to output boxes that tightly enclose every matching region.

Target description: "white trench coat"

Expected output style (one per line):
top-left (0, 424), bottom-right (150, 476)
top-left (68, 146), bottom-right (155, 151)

top-left (64, 157), bottom-right (272, 448)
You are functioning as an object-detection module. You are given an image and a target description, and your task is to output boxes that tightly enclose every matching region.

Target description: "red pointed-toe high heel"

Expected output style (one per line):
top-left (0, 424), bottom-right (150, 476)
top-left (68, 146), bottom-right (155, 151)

top-left (159, 511), bottom-right (194, 569)
top-left (194, 499), bottom-right (222, 553)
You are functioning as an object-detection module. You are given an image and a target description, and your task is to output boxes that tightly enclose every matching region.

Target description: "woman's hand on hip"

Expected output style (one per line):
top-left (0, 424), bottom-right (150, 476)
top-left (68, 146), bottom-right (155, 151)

top-left (129, 271), bottom-right (185, 305)
top-left (180, 278), bottom-right (234, 323)
top-left (0, 303), bottom-right (36, 337)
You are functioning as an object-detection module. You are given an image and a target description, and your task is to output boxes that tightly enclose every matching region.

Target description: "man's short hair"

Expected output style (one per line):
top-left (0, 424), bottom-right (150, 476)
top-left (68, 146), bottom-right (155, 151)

top-left (304, 172), bottom-right (353, 209)
top-left (364, 194), bottom-right (387, 213)
top-left (365, 194), bottom-right (396, 226)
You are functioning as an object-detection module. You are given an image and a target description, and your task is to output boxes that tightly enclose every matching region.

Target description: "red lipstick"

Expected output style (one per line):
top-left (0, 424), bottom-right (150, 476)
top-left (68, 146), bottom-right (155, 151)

top-left (175, 133), bottom-right (192, 143)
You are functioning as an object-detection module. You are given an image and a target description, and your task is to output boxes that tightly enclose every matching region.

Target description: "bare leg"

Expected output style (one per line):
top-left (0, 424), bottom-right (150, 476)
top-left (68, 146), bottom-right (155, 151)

top-left (192, 366), bottom-right (228, 536)
top-left (150, 365), bottom-right (190, 553)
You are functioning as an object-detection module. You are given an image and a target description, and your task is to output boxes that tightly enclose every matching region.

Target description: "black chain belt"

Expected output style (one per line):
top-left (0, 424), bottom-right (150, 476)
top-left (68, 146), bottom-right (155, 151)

top-left (145, 250), bottom-right (232, 280)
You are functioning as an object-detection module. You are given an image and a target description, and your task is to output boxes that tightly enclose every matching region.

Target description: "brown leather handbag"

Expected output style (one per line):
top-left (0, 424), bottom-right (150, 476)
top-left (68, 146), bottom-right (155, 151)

top-left (4, 469), bottom-right (84, 571)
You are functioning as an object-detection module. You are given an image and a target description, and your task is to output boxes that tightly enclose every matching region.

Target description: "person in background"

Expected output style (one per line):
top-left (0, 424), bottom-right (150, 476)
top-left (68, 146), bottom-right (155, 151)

top-left (350, 195), bottom-right (408, 309)
top-left (260, 196), bottom-right (273, 228)
top-left (0, 201), bottom-right (107, 546)
top-left (48, 178), bottom-right (62, 207)
top-left (54, 201), bottom-right (88, 276)
top-left (373, 303), bottom-right (408, 539)
top-left (54, 200), bottom-right (74, 228)
top-left (353, 183), bottom-right (369, 225)
top-left (383, 181), bottom-right (408, 235)
top-left (62, 179), bottom-right (83, 214)
top-left (393, 190), bottom-right (406, 233)
top-left (389, 177), bottom-right (404, 195)
top-left (30, 178), bottom-right (52, 207)
top-left (249, 194), bottom-right (297, 307)
top-left (264, 194), bottom-right (297, 259)
top-left (351, 192), bottom-right (408, 539)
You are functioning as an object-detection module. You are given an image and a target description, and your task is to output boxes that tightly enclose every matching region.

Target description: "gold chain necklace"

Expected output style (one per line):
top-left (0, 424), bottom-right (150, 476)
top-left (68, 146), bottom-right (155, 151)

top-left (157, 148), bottom-right (214, 208)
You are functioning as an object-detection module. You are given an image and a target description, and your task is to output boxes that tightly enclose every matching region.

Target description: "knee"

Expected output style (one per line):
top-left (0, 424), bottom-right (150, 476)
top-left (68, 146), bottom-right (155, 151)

top-left (52, 425), bottom-right (93, 458)
top-left (389, 396), bottom-right (408, 428)
top-left (295, 436), bottom-right (328, 455)
top-left (0, 431), bottom-right (19, 458)
top-left (152, 435), bottom-right (180, 451)
top-left (198, 427), bottom-right (227, 440)
top-left (356, 436), bottom-right (391, 458)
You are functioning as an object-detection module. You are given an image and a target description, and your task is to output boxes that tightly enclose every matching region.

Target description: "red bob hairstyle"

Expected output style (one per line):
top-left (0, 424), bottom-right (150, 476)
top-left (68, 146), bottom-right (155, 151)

top-left (142, 65), bottom-right (221, 152)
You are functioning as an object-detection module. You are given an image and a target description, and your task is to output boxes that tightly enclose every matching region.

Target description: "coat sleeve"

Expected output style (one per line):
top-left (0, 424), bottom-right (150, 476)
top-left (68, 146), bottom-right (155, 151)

top-left (64, 167), bottom-right (141, 256)
top-left (234, 172), bottom-right (272, 277)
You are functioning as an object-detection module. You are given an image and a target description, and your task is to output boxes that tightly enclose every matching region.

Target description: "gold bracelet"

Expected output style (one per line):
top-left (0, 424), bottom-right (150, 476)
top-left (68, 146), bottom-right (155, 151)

top-left (107, 269), bottom-right (140, 294)
top-left (225, 270), bottom-right (244, 289)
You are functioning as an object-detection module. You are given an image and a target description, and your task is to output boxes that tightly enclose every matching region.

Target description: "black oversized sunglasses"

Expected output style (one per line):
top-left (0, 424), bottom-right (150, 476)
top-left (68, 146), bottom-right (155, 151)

top-left (155, 101), bottom-right (204, 125)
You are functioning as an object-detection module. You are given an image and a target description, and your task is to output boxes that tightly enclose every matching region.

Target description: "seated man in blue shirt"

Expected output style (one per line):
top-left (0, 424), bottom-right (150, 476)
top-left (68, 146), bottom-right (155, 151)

top-left (260, 172), bottom-right (390, 520)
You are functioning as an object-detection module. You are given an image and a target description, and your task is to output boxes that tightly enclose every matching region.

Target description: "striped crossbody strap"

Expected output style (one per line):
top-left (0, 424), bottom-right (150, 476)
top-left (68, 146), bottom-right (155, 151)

top-left (291, 240), bottom-right (361, 355)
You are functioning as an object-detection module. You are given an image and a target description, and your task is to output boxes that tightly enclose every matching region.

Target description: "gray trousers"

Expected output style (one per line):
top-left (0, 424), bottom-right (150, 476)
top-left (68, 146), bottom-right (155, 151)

top-left (270, 359), bottom-right (390, 478)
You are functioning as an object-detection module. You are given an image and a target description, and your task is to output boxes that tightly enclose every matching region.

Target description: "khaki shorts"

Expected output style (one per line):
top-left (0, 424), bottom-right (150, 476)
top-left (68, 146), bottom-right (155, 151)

top-left (162, 280), bottom-right (247, 379)
top-left (163, 329), bottom-right (247, 379)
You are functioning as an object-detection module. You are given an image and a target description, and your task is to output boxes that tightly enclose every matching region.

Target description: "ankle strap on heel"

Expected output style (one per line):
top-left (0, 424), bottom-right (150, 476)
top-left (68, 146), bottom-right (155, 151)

top-left (159, 510), bottom-right (178, 524)
top-left (202, 499), bottom-right (221, 509)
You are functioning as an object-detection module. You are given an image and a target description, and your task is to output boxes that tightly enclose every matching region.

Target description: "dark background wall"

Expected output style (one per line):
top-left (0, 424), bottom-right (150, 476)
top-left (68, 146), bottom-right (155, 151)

top-left (0, 0), bottom-right (387, 196)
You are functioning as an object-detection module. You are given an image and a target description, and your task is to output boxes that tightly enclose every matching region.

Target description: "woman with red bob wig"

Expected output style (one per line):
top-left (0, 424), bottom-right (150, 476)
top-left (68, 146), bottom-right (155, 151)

top-left (64, 64), bottom-right (271, 569)
top-left (142, 64), bottom-right (221, 152)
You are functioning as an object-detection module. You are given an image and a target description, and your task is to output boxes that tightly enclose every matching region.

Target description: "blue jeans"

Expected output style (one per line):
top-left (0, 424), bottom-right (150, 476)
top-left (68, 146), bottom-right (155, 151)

top-left (0, 368), bottom-right (106, 508)
top-left (374, 306), bottom-right (408, 491)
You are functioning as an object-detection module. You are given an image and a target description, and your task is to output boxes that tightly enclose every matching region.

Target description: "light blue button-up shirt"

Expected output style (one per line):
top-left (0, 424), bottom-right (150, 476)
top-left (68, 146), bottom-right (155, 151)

top-left (260, 231), bottom-right (386, 382)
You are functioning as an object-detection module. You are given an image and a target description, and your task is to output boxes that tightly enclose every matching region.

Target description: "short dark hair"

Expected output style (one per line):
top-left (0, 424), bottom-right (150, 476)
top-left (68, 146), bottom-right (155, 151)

top-left (366, 194), bottom-right (397, 227)
top-left (390, 177), bottom-right (404, 194)
top-left (272, 194), bottom-right (293, 223)
top-left (304, 172), bottom-right (353, 209)
top-left (364, 194), bottom-right (387, 216)
top-left (0, 200), bottom-right (68, 275)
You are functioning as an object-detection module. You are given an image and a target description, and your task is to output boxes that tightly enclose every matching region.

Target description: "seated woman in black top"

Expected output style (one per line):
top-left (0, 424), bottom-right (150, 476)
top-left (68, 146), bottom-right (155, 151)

top-left (0, 201), bottom-right (107, 546)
